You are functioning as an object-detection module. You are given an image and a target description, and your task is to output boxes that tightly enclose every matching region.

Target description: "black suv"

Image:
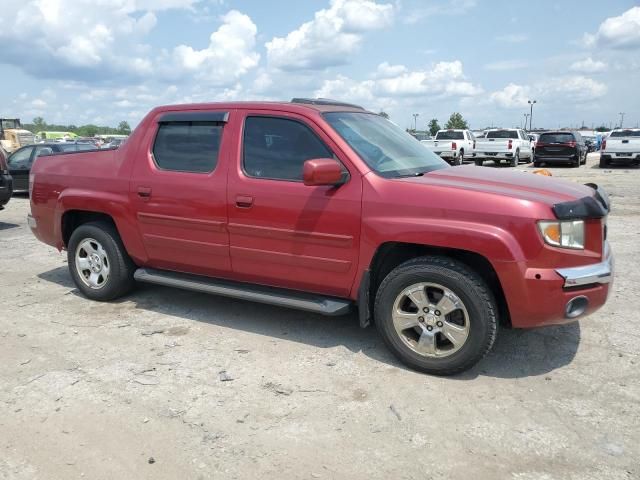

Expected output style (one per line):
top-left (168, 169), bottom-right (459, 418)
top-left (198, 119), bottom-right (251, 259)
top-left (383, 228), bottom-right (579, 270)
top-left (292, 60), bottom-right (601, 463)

top-left (6, 142), bottom-right (97, 191)
top-left (533, 131), bottom-right (587, 168)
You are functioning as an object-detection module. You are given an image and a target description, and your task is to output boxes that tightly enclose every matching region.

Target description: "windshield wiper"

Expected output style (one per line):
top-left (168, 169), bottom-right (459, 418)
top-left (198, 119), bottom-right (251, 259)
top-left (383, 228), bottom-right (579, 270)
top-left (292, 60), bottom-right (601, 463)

top-left (395, 171), bottom-right (425, 178)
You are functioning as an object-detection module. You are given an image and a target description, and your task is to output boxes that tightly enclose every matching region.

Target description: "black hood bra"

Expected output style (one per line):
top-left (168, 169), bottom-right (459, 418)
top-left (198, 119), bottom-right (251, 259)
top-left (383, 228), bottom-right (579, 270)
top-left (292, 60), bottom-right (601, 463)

top-left (553, 183), bottom-right (611, 220)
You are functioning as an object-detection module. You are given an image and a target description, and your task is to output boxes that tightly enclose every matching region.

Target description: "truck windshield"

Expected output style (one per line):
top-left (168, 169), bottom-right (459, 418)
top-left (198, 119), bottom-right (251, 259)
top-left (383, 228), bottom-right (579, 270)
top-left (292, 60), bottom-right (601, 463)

top-left (610, 130), bottom-right (640, 138)
top-left (486, 130), bottom-right (518, 139)
top-left (1, 119), bottom-right (20, 130)
top-left (324, 112), bottom-right (448, 177)
top-left (435, 131), bottom-right (464, 140)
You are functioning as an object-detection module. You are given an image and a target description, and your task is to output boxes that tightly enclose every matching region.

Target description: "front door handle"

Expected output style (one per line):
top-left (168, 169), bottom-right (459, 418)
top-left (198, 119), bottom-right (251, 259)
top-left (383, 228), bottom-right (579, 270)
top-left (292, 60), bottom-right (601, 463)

top-left (137, 186), bottom-right (152, 199)
top-left (235, 195), bottom-right (254, 208)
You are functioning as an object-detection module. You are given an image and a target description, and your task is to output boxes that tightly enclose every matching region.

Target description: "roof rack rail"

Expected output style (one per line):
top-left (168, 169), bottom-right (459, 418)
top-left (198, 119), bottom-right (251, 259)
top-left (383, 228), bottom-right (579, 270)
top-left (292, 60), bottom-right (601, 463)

top-left (290, 98), bottom-right (365, 110)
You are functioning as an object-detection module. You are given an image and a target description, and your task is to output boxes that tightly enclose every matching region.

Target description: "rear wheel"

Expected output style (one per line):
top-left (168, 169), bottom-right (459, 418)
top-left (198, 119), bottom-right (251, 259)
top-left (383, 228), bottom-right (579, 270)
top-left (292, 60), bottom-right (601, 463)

top-left (599, 155), bottom-right (609, 168)
top-left (374, 256), bottom-right (498, 375)
top-left (456, 150), bottom-right (464, 165)
top-left (511, 150), bottom-right (519, 167)
top-left (474, 159), bottom-right (483, 166)
top-left (67, 221), bottom-right (136, 301)
top-left (572, 157), bottom-right (580, 168)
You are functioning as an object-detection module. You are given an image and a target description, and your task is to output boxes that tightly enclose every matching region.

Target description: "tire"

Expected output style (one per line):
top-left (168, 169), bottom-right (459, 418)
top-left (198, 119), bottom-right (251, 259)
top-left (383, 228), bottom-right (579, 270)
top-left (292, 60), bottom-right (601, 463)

top-left (572, 157), bottom-right (580, 168)
top-left (374, 256), bottom-right (498, 376)
top-left (599, 155), bottom-right (609, 168)
top-left (511, 150), bottom-right (519, 167)
top-left (67, 221), bottom-right (136, 301)
top-left (474, 159), bottom-right (483, 166)
top-left (533, 160), bottom-right (541, 168)
top-left (457, 150), bottom-right (464, 165)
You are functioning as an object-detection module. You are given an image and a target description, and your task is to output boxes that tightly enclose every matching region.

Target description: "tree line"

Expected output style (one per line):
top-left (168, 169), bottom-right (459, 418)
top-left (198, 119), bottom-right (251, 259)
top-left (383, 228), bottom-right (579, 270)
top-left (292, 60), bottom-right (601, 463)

top-left (379, 111), bottom-right (469, 135)
top-left (23, 117), bottom-right (132, 137)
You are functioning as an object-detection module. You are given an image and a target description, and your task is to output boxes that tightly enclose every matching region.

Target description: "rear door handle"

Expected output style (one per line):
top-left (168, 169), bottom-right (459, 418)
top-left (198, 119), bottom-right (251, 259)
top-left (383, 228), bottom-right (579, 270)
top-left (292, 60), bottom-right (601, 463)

top-left (235, 195), bottom-right (254, 208)
top-left (137, 186), bottom-right (152, 199)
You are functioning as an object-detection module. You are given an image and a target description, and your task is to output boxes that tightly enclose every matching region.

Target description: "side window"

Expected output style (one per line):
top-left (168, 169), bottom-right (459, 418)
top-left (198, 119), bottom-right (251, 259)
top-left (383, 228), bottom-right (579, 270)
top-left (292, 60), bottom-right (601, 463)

top-left (152, 122), bottom-right (222, 173)
top-left (8, 147), bottom-right (33, 168)
top-left (243, 116), bottom-right (333, 181)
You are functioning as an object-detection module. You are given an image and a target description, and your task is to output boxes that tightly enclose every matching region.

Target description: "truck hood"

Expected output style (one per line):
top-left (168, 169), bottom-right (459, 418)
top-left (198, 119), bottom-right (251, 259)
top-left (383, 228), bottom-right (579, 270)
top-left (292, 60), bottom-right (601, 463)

top-left (401, 165), bottom-right (594, 206)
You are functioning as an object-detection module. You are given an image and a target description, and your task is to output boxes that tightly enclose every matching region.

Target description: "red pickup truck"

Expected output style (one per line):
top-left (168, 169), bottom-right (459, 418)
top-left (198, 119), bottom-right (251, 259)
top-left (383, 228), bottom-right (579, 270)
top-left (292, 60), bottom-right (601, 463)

top-left (28, 99), bottom-right (613, 375)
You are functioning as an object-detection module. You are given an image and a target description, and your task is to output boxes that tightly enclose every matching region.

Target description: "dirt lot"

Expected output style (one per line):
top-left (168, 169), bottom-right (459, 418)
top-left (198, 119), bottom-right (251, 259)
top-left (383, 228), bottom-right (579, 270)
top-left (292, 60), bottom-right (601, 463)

top-left (1, 153), bottom-right (638, 480)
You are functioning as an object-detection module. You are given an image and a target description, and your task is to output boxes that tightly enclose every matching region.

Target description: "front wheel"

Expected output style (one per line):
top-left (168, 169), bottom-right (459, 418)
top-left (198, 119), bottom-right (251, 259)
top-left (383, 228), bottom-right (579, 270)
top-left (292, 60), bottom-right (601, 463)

top-left (67, 221), bottom-right (136, 301)
top-left (374, 256), bottom-right (498, 375)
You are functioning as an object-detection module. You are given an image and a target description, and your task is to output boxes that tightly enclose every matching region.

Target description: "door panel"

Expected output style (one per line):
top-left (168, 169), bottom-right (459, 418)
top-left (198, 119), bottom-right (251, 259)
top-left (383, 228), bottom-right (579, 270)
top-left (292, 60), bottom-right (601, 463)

top-left (226, 111), bottom-right (362, 298)
top-left (130, 112), bottom-right (231, 277)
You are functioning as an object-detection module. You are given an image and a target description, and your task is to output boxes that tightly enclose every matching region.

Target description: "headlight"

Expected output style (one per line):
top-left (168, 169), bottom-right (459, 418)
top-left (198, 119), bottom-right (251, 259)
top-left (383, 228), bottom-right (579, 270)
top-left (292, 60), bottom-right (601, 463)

top-left (538, 220), bottom-right (585, 249)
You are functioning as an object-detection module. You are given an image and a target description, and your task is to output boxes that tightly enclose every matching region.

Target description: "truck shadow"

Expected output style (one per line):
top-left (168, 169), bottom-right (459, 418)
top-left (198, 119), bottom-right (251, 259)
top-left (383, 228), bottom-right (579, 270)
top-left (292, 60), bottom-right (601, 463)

top-left (38, 266), bottom-right (580, 380)
top-left (0, 221), bottom-right (19, 231)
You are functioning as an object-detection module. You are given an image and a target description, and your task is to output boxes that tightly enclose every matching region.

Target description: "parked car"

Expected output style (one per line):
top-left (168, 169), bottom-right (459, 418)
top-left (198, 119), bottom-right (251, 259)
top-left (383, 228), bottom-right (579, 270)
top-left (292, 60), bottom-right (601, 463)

top-left (28, 99), bottom-right (613, 375)
top-left (421, 129), bottom-right (475, 165)
top-left (103, 138), bottom-right (126, 148)
top-left (582, 135), bottom-right (597, 153)
top-left (6, 142), bottom-right (98, 191)
top-left (600, 128), bottom-right (640, 168)
top-left (533, 131), bottom-right (588, 168)
top-left (528, 133), bottom-right (540, 154)
top-left (0, 148), bottom-right (13, 210)
top-left (474, 128), bottom-right (533, 166)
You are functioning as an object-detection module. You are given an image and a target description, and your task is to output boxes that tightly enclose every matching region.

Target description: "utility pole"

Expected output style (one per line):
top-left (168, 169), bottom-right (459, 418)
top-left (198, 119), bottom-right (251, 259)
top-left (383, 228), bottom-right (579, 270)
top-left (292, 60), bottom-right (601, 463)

top-left (618, 112), bottom-right (625, 128)
top-left (412, 113), bottom-right (420, 132)
top-left (528, 99), bottom-right (537, 130)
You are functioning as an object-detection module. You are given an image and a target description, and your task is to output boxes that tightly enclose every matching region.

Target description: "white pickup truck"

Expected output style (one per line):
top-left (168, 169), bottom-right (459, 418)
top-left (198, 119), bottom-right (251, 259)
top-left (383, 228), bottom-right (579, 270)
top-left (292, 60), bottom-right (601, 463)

top-left (474, 128), bottom-right (533, 167)
top-left (420, 129), bottom-right (475, 165)
top-left (600, 129), bottom-right (640, 168)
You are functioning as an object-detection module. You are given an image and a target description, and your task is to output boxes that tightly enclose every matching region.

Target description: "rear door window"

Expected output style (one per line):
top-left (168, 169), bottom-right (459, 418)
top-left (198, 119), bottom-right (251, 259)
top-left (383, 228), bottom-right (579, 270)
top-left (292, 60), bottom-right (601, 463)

top-left (153, 122), bottom-right (222, 173)
top-left (243, 116), bottom-right (333, 181)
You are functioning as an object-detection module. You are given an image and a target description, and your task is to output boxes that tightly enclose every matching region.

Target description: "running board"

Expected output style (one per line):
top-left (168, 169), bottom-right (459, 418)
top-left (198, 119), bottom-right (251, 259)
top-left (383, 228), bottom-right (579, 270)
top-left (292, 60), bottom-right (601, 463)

top-left (134, 268), bottom-right (352, 316)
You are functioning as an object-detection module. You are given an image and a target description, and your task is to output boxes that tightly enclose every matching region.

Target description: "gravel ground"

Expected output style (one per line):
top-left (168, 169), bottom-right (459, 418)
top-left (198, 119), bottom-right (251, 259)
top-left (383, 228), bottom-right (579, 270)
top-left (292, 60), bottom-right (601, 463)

top-left (1, 153), bottom-right (638, 480)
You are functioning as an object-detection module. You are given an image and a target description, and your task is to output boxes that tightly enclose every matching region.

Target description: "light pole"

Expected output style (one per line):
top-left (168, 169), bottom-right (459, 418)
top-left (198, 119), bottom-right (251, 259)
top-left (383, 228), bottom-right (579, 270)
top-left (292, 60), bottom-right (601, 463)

top-left (412, 113), bottom-right (420, 132)
top-left (523, 113), bottom-right (530, 130)
top-left (528, 100), bottom-right (537, 130)
top-left (619, 112), bottom-right (625, 128)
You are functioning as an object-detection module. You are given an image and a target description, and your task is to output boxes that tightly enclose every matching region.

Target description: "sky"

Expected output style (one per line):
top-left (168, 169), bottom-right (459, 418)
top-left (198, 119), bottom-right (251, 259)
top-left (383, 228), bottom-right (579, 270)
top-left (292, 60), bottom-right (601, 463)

top-left (0, 0), bottom-right (639, 131)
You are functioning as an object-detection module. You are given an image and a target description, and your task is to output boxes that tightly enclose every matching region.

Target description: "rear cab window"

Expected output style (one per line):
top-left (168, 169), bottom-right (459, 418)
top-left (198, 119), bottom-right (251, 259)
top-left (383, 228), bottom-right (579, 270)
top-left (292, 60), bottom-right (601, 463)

top-left (610, 130), bottom-right (640, 138)
top-left (435, 131), bottom-right (464, 140)
top-left (486, 130), bottom-right (519, 139)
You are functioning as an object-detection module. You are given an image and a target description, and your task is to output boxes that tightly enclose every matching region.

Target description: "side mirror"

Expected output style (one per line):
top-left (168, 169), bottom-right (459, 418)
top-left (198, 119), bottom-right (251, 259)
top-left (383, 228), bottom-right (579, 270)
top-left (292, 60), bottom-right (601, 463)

top-left (303, 158), bottom-right (346, 186)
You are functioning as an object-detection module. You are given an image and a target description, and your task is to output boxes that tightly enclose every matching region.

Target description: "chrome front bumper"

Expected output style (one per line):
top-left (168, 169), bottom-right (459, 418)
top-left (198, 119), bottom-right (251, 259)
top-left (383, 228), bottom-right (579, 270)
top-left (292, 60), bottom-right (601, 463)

top-left (556, 243), bottom-right (614, 288)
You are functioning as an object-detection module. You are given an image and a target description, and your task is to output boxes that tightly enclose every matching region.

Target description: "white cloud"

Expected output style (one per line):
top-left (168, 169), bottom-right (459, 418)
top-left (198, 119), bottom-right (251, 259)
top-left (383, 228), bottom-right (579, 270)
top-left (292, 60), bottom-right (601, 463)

top-left (495, 33), bottom-right (528, 43)
top-left (570, 57), bottom-right (607, 73)
top-left (488, 76), bottom-right (607, 109)
top-left (315, 60), bottom-right (482, 104)
top-left (265, 0), bottom-right (394, 71)
top-left (404, 0), bottom-right (477, 25)
top-left (583, 7), bottom-right (640, 49)
top-left (31, 98), bottom-right (47, 108)
top-left (484, 60), bottom-right (529, 71)
top-left (489, 84), bottom-right (530, 109)
top-left (0, 1), bottom-right (258, 86)
top-left (169, 10), bottom-right (259, 85)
